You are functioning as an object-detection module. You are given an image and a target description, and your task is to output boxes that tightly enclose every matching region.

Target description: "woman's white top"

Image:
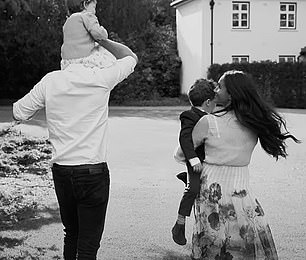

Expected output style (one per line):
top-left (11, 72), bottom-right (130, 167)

top-left (192, 111), bottom-right (258, 166)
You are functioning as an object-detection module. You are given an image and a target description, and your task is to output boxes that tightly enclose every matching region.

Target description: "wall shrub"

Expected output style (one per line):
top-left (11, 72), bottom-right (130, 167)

top-left (207, 61), bottom-right (306, 109)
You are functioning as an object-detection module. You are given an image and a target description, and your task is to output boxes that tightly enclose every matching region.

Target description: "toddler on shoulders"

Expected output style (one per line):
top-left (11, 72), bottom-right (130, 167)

top-left (61, 0), bottom-right (116, 70)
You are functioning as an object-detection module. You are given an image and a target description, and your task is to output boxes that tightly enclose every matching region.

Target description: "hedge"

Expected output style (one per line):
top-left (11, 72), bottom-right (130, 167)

top-left (207, 61), bottom-right (306, 109)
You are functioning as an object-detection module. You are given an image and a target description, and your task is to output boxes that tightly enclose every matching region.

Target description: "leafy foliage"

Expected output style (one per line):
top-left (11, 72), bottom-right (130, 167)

top-left (0, 189), bottom-right (38, 227)
top-left (0, 0), bottom-right (66, 99)
top-left (0, 129), bottom-right (52, 177)
top-left (97, 0), bottom-right (176, 38)
top-left (0, 0), bottom-right (32, 19)
top-left (208, 61), bottom-right (306, 109)
top-left (0, 0), bottom-right (181, 103)
top-left (0, 128), bottom-right (53, 228)
top-left (110, 22), bottom-right (181, 104)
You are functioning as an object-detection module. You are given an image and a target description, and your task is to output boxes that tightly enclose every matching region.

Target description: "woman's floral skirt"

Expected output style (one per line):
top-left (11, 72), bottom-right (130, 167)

top-left (61, 45), bottom-right (116, 70)
top-left (192, 163), bottom-right (278, 260)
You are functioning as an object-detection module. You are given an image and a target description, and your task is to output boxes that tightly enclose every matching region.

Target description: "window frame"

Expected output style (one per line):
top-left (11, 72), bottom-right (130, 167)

top-left (232, 55), bottom-right (250, 63)
top-left (232, 1), bottom-right (250, 29)
top-left (279, 55), bottom-right (296, 63)
top-left (280, 2), bottom-right (297, 30)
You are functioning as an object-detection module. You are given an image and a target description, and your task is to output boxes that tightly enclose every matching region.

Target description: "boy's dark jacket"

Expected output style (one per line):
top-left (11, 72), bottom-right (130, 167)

top-left (179, 106), bottom-right (206, 164)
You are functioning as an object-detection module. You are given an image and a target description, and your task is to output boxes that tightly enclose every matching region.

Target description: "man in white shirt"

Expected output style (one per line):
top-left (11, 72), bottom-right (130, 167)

top-left (13, 39), bottom-right (138, 260)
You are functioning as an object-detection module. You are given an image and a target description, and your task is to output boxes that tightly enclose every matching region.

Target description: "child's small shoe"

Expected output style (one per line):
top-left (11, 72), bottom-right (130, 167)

top-left (171, 222), bottom-right (187, 245)
top-left (176, 171), bottom-right (187, 186)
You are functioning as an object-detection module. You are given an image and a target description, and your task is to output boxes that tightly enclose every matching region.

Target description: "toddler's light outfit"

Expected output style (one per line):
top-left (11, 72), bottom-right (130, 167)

top-left (61, 11), bottom-right (116, 70)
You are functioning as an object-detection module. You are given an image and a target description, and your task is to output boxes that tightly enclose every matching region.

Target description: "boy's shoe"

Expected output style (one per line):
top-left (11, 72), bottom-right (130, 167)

top-left (176, 171), bottom-right (187, 186)
top-left (171, 222), bottom-right (187, 245)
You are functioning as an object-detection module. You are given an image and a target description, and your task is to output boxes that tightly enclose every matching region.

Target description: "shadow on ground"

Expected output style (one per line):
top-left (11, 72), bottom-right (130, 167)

top-left (0, 245), bottom-right (61, 260)
top-left (0, 236), bottom-right (25, 248)
top-left (150, 252), bottom-right (192, 260)
top-left (0, 205), bottom-right (60, 232)
top-left (147, 246), bottom-right (192, 260)
top-left (0, 205), bottom-right (62, 260)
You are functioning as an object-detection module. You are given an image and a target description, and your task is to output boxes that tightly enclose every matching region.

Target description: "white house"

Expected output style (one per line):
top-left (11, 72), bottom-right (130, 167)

top-left (171, 0), bottom-right (306, 93)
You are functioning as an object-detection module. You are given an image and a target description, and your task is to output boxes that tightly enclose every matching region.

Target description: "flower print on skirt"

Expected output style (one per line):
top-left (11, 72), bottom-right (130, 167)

top-left (191, 163), bottom-right (278, 260)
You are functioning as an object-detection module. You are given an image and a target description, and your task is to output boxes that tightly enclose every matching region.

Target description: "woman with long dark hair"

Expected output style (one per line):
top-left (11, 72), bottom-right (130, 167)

top-left (189, 70), bottom-right (300, 259)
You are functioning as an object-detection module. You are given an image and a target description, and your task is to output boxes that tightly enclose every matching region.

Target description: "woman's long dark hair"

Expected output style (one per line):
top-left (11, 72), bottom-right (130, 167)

top-left (216, 70), bottom-right (300, 160)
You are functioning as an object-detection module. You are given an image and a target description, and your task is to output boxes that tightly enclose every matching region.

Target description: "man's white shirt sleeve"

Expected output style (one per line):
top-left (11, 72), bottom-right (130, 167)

top-left (13, 77), bottom-right (46, 121)
top-left (13, 57), bottom-right (136, 121)
top-left (94, 56), bottom-right (137, 90)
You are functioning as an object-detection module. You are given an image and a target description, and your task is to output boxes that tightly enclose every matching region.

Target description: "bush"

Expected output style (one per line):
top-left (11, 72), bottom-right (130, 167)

top-left (207, 61), bottom-right (306, 109)
top-left (0, 129), bottom-right (52, 177)
top-left (0, 190), bottom-right (38, 227)
top-left (110, 23), bottom-right (181, 104)
top-left (0, 1), bottom-right (66, 99)
top-left (0, 128), bottom-right (53, 227)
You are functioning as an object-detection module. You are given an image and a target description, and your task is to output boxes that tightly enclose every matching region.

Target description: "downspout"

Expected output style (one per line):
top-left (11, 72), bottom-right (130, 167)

top-left (209, 0), bottom-right (215, 65)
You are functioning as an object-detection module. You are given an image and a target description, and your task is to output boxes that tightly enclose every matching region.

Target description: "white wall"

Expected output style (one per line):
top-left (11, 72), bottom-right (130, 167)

top-left (175, 0), bottom-right (306, 93)
top-left (175, 0), bottom-right (206, 93)
top-left (214, 0), bottom-right (306, 64)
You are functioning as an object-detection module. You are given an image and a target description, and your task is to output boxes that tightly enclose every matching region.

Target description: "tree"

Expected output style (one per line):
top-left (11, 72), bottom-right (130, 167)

top-left (0, 0), bottom-right (181, 102)
top-left (0, 0), bottom-right (32, 19)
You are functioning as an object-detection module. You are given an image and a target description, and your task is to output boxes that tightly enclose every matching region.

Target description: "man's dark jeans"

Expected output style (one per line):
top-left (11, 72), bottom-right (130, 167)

top-left (52, 162), bottom-right (110, 260)
top-left (178, 163), bottom-right (201, 217)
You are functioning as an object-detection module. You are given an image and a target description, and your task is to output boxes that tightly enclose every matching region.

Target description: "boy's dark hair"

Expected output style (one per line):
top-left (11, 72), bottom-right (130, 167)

top-left (188, 78), bottom-right (215, 106)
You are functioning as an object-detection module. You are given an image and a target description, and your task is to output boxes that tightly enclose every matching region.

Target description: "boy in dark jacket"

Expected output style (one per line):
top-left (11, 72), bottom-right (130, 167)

top-left (172, 78), bottom-right (216, 245)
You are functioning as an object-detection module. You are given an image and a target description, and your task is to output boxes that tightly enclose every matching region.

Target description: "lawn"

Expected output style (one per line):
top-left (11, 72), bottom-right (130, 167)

top-left (0, 106), bottom-right (305, 260)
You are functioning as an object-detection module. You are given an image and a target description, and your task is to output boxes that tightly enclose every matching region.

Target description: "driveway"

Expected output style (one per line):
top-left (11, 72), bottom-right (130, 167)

top-left (0, 106), bottom-right (305, 259)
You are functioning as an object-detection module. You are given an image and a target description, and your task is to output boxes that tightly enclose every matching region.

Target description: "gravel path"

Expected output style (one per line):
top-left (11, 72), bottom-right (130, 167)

top-left (0, 107), bottom-right (305, 260)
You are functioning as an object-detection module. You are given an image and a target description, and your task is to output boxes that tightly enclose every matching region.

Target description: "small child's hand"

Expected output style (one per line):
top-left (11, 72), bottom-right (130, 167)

top-left (192, 162), bottom-right (203, 173)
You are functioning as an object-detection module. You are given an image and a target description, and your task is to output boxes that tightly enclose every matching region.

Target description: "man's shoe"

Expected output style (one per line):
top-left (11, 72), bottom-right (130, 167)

top-left (171, 222), bottom-right (187, 245)
top-left (176, 171), bottom-right (187, 186)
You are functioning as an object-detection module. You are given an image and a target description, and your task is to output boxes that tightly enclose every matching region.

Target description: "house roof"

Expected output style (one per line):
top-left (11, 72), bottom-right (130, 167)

top-left (170, 0), bottom-right (194, 8)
